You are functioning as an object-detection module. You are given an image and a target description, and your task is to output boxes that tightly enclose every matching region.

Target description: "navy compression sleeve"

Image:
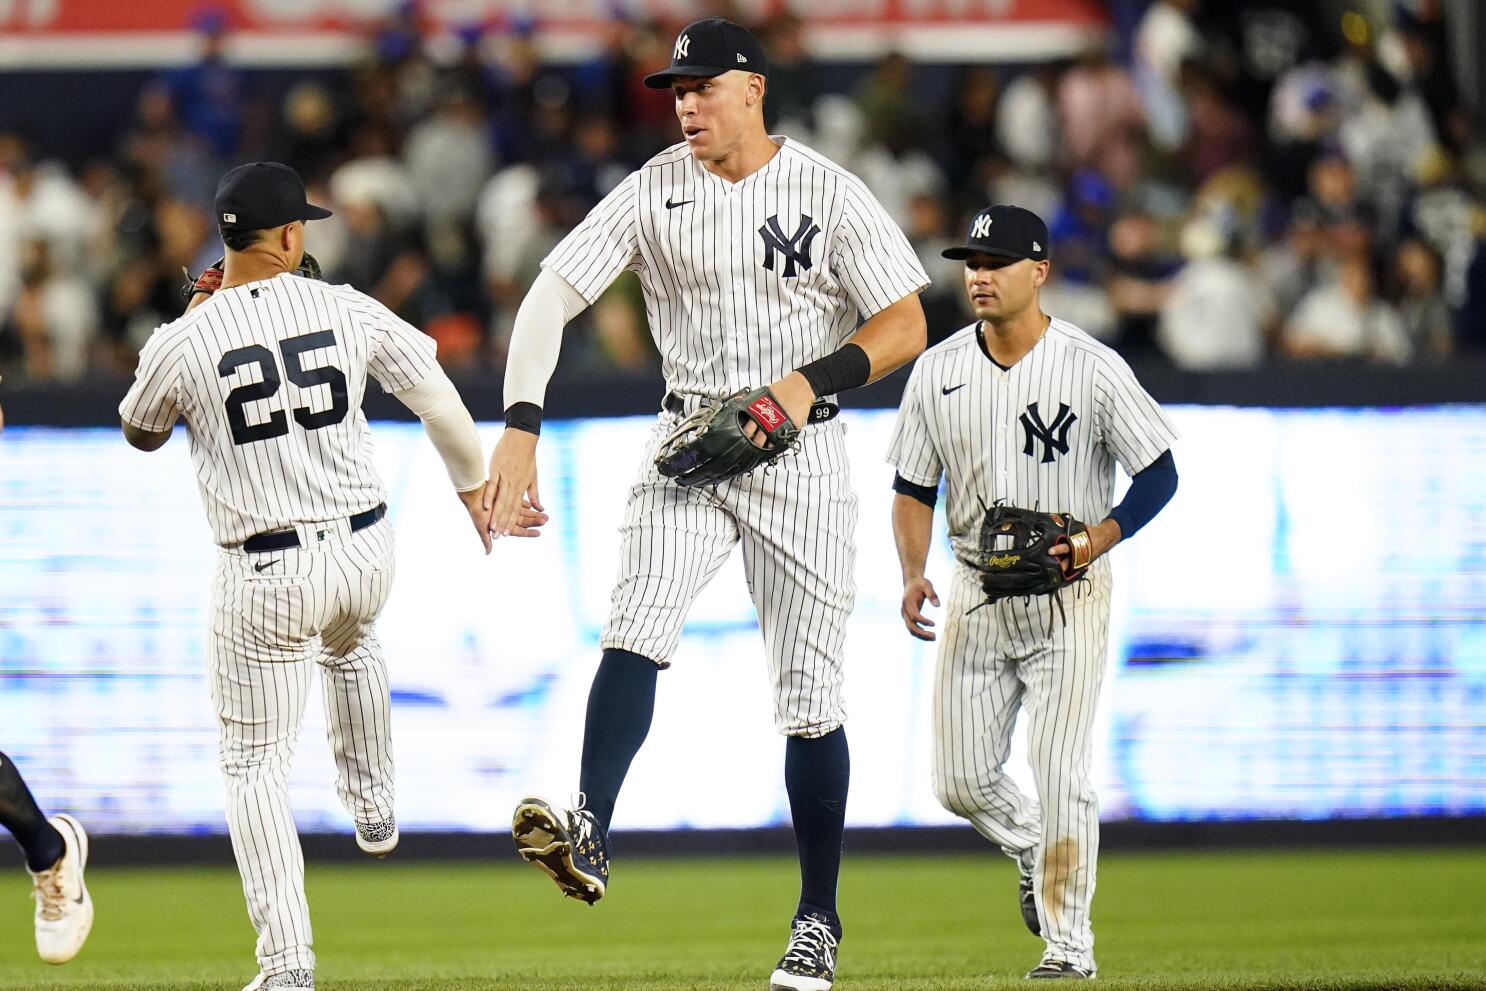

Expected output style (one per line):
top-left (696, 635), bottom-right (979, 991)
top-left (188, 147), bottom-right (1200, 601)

top-left (1108, 450), bottom-right (1177, 539)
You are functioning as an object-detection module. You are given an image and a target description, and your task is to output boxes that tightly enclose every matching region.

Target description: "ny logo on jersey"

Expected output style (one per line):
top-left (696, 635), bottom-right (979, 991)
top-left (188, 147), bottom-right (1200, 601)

top-left (1020, 401), bottom-right (1077, 464)
top-left (674, 34), bottom-right (691, 59)
top-left (759, 214), bottom-right (821, 279)
top-left (972, 214), bottom-right (993, 238)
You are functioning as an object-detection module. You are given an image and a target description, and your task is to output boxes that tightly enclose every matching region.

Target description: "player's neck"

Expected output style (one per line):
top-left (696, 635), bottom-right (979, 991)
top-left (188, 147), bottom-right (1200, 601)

top-left (221, 255), bottom-right (292, 291)
top-left (700, 129), bottom-right (780, 184)
top-left (979, 310), bottom-right (1050, 367)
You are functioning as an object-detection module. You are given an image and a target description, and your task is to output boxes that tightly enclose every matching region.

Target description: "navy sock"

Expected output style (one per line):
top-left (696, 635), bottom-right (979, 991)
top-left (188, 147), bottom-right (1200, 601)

top-left (0, 752), bottom-right (65, 873)
top-left (785, 728), bottom-right (850, 923)
top-left (577, 649), bottom-right (659, 833)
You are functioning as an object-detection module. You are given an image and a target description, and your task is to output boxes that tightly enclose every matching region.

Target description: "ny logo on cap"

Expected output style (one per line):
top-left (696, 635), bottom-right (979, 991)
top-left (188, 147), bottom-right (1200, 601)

top-left (972, 215), bottom-right (993, 238)
top-left (675, 34), bottom-right (691, 59)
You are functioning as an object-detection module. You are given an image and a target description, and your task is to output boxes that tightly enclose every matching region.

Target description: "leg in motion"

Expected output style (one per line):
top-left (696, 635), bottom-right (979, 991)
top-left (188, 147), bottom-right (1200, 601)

top-left (2, 754), bottom-right (92, 963)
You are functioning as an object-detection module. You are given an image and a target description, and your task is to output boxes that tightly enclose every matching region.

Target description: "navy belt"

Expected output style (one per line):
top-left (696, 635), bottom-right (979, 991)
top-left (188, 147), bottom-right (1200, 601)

top-left (242, 503), bottom-right (386, 553)
top-left (663, 391), bottom-right (839, 424)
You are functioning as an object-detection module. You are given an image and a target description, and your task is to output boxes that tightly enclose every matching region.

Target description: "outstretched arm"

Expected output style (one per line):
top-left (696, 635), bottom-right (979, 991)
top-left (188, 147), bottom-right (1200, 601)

top-left (395, 370), bottom-right (546, 553)
top-left (484, 268), bottom-right (590, 537)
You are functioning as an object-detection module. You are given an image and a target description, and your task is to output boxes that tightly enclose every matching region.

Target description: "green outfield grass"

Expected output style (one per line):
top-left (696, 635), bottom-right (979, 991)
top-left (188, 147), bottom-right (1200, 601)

top-left (1, 847), bottom-right (1481, 990)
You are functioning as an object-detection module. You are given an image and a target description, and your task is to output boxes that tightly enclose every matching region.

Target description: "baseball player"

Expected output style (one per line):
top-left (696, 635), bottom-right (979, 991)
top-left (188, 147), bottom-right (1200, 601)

top-left (486, 18), bottom-right (928, 991)
top-left (119, 162), bottom-right (542, 991)
top-left (1, 381), bottom-right (93, 964)
top-left (886, 206), bottom-right (1178, 979)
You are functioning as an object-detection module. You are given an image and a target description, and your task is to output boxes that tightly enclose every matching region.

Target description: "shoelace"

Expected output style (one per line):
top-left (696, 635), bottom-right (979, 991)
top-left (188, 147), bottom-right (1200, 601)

top-left (32, 866), bottom-right (66, 922)
top-left (782, 916), bottom-right (838, 969)
top-left (568, 793), bottom-right (605, 863)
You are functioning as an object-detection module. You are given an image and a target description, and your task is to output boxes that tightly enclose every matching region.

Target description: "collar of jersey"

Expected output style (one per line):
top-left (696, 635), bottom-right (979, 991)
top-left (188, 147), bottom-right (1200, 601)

top-left (694, 135), bottom-right (789, 191)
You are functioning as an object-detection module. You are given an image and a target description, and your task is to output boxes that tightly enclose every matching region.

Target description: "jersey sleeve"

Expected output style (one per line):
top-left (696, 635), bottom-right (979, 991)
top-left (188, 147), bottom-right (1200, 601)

top-left (366, 302), bottom-right (441, 393)
top-left (541, 169), bottom-right (642, 304)
top-left (1094, 351), bottom-right (1179, 474)
top-left (118, 326), bottom-right (185, 431)
top-left (885, 361), bottom-right (943, 487)
top-left (832, 181), bottom-right (930, 319)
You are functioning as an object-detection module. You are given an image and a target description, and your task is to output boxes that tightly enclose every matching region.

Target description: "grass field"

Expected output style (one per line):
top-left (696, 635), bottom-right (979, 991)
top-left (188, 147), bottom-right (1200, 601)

top-left (1, 847), bottom-right (1482, 990)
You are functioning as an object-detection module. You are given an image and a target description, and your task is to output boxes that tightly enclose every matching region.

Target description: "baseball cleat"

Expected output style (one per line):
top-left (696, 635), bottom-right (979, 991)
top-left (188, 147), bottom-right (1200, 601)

top-left (1016, 849), bottom-right (1040, 936)
top-left (769, 909), bottom-right (840, 991)
top-left (511, 795), bottom-right (609, 905)
top-left (355, 816), bottom-right (399, 857)
top-left (242, 969), bottom-right (314, 990)
top-left (1026, 958), bottom-right (1093, 980)
top-left (30, 814), bottom-right (93, 964)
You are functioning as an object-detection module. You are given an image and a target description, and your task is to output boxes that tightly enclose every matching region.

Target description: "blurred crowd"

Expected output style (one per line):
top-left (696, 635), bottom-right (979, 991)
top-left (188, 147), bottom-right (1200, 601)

top-left (2, 0), bottom-right (1485, 387)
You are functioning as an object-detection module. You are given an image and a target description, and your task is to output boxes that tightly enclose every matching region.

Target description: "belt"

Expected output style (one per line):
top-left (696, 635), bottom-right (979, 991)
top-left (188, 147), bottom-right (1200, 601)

top-left (242, 503), bottom-right (386, 553)
top-left (663, 391), bottom-right (839, 424)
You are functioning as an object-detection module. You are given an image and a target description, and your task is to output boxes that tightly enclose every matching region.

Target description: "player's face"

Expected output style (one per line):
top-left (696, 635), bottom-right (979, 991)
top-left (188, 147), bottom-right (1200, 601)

top-left (673, 71), bottom-right (758, 160)
top-left (963, 254), bottom-right (1047, 322)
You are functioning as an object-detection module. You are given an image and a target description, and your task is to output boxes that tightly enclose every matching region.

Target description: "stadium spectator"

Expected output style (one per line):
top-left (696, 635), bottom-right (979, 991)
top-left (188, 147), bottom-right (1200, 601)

top-left (1282, 253), bottom-right (1408, 364)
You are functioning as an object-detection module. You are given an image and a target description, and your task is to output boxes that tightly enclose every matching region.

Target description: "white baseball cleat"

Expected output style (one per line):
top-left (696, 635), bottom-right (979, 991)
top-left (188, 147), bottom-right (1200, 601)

top-left (242, 969), bottom-right (314, 990)
top-left (355, 817), bottom-right (398, 857)
top-left (30, 813), bottom-right (93, 964)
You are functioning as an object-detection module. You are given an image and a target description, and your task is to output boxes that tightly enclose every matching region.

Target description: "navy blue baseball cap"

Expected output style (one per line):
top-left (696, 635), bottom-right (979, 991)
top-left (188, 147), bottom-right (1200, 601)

top-left (643, 17), bottom-right (768, 89)
top-left (215, 162), bottom-right (332, 231)
top-left (942, 205), bottom-right (1050, 261)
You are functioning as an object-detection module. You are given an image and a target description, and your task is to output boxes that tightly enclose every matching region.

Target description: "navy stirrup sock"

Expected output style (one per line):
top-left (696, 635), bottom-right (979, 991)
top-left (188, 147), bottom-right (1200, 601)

top-left (0, 752), bottom-right (65, 873)
top-left (578, 649), bottom-right (659, 833)
top-left (785, 728), bottom-right (850, 923)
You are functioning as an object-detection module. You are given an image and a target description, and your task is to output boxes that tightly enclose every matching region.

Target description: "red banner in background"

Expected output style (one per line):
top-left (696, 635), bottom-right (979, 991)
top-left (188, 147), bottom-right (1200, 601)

top-left (0, 0), bottom-right (1109, 66)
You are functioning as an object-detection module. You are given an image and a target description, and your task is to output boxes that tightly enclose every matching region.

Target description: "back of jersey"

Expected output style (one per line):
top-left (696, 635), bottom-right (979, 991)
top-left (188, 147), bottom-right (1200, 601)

top-left (120, 273), bottom-right (439, 545)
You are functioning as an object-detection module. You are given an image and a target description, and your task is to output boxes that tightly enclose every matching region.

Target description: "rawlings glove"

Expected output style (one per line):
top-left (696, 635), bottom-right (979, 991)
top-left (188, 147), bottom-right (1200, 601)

top-left (973, 505), bottom-right (1092, 602)
top-left (181, 252), bottom-right (323, 304)
top-left (653, 386), bottom-right (801, 488)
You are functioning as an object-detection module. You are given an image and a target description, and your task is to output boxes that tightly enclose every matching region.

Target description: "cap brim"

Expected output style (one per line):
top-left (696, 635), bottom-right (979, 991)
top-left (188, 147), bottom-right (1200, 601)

top-left (303, 204), bottom-right (333, 221)
top-left (643, 65), bottom-right (729, 89)
top-left (941, 245), bottom-right (1034, 261)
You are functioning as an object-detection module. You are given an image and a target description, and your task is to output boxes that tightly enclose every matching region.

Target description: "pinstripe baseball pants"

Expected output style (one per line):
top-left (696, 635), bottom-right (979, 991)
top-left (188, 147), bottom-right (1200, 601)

top-left (209, 517), bottom-right (396, 977)
top-left (602, 411), bottom-right (857, 738)
top-left (932, 560), bottom-right (1110, 975)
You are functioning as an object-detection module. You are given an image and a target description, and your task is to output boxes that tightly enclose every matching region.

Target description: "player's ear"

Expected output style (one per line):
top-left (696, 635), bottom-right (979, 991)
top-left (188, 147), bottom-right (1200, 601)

top-left (1032, 260), bottom-right (1050, 288)
top-left (748, 73), bottom-right (765, 107)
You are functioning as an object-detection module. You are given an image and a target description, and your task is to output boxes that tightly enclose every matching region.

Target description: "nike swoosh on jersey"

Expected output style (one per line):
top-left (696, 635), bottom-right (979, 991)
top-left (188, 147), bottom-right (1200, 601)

top-left (665, 197), bottom-right (694, 210)
top-left (253, 559), bottom-right (280, 572)
top-left (942, 384), bottom-right (967, 396)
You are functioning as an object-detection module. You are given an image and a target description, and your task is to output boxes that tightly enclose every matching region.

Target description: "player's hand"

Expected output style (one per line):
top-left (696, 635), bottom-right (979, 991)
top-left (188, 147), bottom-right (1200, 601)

top-left (1048, 519), bottom-right (1122, 575)
top-left (901, 576), bottom-right (941, 641)
top-left (458, 486), bottom-right (495, 554)
top-left (743, 371), bottom-right (814, 448)
top-left (483, 428), bottom-right (544, 539)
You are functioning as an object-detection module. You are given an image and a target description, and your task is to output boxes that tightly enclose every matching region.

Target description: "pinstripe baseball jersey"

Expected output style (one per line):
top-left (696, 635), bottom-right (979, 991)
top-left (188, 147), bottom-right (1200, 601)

top-left (119, 273), bottom-right (440, 545)
top-left (886, 318), bottom-right (1178, 570)
top-left (542, 137), bottom-right (928, 398)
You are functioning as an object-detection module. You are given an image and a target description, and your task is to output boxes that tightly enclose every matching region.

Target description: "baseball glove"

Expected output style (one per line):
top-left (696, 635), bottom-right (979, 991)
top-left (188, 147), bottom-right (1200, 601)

top-left (653, 386), bottom-right (801, 488)
top-left (973, 505), bottom-right (1092, 602)
top-left (180, 252), bottom-right (323, 303)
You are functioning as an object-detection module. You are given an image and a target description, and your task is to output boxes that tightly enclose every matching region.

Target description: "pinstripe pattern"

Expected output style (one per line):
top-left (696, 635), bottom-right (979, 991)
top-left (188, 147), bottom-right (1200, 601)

top-left (603, 414), bottom-right (857, 736)
top-left (210, 519), bottom-right (395, 977)
top-left (543, 138), bottom-right (928, 400)
top-left (886, 317), bottom-right (1177, 975)
top-left (550, 135), bottom-right (924, 739)
top-left (118, 274), bottom-right (438, 546)
top-left (121, 273), bottom-right (430, 980)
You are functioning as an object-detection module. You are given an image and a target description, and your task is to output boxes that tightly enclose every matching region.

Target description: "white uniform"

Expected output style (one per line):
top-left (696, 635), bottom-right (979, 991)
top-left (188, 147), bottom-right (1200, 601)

top-left (119, 272), bottom-right (443, 978)
top-left (886, 319), bottom-right (1177, 974)
top-left (544, 137), bottom-right (927, 734)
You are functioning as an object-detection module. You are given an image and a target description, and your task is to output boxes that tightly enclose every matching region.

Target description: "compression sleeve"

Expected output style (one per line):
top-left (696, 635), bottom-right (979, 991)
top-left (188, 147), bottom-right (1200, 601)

top-left (1108, 449), bottom-right (1177, 539)
top-left (394, 371), bottom-right (486, 492)
top-left (503, 268), bottom-right (591, 411)
top-left (892, 472), bottom-right (938, 509)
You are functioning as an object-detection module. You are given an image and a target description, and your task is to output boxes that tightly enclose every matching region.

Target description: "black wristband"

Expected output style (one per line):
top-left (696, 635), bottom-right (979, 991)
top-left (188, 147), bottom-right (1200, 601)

top-left (504, 401), bottom-right (543, 436)
top-left (796, 343), bottom-right (871, 398)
